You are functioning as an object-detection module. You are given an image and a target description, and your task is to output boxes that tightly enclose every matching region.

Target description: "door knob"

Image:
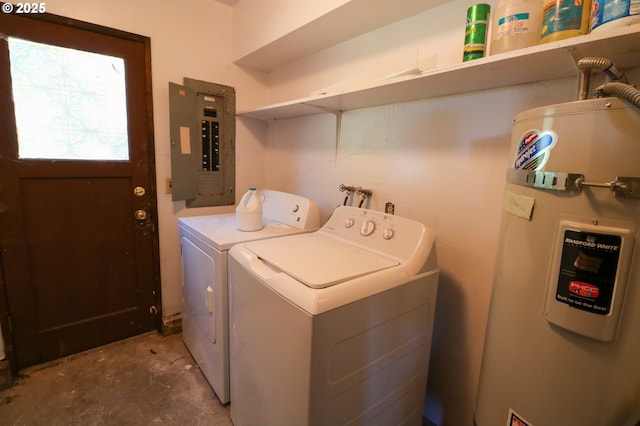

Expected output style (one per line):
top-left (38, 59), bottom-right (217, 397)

top-left (134, 209), bottom-right (147, 220)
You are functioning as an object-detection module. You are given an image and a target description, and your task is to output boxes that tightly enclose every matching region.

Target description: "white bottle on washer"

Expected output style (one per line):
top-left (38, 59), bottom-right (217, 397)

top-left (490, 0), bottom-right (543, 54)
top-left (236, 187), bottom-right (263, 231)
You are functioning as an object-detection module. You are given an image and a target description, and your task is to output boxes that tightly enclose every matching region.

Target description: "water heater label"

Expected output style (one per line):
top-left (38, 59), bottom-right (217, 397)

top-left (555, 230), bottom-right (621, 315)
top-left (514, 130), bottom-right (557, 170)
top-left (508, 409), bottom-right (534, 426)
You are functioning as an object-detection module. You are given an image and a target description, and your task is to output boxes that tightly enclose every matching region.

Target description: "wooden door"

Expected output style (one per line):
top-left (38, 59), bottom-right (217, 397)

top-left (0, 9), bottom-right (160, 369)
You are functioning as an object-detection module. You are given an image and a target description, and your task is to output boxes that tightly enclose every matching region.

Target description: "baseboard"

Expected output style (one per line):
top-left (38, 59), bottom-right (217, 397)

top-left (160, 314), bottom-right (182, 336)
top-left (0, 359), bottom-right (12, 390)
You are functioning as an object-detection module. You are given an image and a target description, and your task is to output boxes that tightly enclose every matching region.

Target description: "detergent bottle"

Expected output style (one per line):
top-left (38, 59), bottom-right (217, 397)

top-left (540, 0), bottom-right (592, 43)
top-left (490, 0), bottom-right (543, 54)
top-left (236, 187), bottom-right (263, 231)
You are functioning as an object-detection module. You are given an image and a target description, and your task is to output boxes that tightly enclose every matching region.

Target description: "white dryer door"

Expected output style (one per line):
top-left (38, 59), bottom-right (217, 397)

top-left (181, 237), bottom-right (216, 344)
top-left (244, 233), bottom-right (398, 288)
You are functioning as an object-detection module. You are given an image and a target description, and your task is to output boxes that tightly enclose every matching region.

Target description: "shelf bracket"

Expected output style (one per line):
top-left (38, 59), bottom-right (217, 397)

top-left (302, 103), bottom-right (343, 165)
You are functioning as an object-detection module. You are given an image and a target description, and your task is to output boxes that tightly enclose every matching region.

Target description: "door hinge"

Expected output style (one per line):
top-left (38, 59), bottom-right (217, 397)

top-left (6, 314), bottom-right (13, 334)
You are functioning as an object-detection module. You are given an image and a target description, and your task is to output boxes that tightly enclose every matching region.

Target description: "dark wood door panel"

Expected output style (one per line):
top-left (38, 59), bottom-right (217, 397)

top-left (0, 6), bottom-right (160, 369)
top-left (20, 178), bottom-right (140, 324)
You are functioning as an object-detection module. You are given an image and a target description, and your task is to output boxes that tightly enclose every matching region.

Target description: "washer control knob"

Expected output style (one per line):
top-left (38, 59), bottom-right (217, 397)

top-left (360, 220), bottom-right (376, 236)
top-left (345, 218), bottom-right (355, 228)
top-left (383, 229), bottom-right (395, 240)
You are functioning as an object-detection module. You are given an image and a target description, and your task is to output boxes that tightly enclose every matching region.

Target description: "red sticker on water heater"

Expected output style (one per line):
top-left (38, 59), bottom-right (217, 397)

top-left (508, 409), bottom-right (533, 426)
top-left (569, 281), bottom-right (600, 298)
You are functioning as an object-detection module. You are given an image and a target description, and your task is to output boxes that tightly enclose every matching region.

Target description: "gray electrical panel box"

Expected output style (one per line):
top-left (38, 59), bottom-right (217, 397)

top-left (169, 78), bottom-right (235, 207)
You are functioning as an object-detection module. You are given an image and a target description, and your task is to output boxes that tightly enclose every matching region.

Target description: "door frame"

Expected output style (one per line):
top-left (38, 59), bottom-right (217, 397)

top-left (0, 4), bottom-right (161, 375)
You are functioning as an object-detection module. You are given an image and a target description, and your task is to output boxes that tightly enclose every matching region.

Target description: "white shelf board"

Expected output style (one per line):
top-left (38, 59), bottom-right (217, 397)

top-left (233, 0), bottom-right (450, 72)
top-left (237, 25), bottom-right (640, 121)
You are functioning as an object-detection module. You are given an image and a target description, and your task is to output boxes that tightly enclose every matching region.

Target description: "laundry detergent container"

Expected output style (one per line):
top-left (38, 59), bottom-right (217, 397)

top-left (236, 187), bottom-right (263, 231)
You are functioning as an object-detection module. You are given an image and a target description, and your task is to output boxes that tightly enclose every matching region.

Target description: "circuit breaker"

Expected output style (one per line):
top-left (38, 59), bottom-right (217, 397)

top-left (169, 78), bottom-right (235, 207)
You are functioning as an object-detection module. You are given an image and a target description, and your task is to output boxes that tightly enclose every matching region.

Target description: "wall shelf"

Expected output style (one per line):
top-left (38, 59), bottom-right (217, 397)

top-left (232, 0), bottom-right (450, 72)
top-left (237, 25), bottom-right (640, 121)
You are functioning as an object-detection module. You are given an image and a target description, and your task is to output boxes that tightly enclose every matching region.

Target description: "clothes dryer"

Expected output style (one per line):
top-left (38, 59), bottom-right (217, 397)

top-left (178, 190), bottom-right (319, 403)
top-left (228, 206), bottom-right (439, 425)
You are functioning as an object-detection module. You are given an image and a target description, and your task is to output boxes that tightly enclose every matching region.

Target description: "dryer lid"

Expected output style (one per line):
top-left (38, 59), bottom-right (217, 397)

top-left (244, 233), bottom-right (399, 288)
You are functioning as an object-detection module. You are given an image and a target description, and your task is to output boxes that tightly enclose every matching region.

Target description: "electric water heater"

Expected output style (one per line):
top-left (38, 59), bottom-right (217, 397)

top-left (475, 96), bottom-right (640, 426)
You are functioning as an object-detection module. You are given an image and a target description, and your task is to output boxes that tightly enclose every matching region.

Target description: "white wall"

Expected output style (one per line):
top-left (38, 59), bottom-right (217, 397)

top-left (236, 0), bottom-right (590, 424)
top-left (40, 0), bottom-right (269, 318)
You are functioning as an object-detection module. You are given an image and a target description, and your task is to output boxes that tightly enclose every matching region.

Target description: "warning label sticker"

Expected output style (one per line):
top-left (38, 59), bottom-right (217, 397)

top-left (507, 409), bottom-right (533, 426)
top-left (555, 230), bottom-right (621, 315)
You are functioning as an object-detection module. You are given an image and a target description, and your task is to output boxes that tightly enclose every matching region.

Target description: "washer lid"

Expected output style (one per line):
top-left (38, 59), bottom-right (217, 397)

top-left (244, 233), bottom-right (399, 288)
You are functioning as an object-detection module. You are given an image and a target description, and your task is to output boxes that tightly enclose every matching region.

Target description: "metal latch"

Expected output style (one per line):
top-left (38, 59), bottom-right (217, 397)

top-left (507, 169), bottom-right (640, 198)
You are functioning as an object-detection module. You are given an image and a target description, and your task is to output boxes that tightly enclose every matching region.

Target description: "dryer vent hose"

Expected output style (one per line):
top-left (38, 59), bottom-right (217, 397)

top-left (576, 57), bottom-right (627, 100)
top-left (596, 82), bottom-right (640, 110)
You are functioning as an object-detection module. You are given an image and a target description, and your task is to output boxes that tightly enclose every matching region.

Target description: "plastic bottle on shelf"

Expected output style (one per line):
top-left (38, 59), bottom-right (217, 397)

top-left (540, 0), bottom-right (592, 43)
top-left (463, 4), bottom-right (492, 61)
top-left (490, 0), bottom-right (543, 54)
top-left (590, 0), bottom-right (640, 33)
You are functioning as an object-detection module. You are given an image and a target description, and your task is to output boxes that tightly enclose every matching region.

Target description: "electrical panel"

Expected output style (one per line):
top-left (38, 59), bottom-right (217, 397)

top-left (169, 78), bottom-right (235, 207)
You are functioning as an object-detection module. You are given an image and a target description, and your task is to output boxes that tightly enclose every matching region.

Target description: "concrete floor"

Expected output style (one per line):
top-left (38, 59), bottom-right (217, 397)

top-left (0, 332), bottom-right (231, 425)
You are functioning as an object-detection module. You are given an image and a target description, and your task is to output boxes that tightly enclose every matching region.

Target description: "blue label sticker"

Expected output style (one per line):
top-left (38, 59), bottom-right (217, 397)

top-left (498, 13), bottom-right (531, 25)
top-left (514, 130), bottom-right (557, 170)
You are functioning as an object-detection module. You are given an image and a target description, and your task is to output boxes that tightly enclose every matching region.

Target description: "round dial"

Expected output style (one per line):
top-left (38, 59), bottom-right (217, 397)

top-left (360, 220), bottom-right (376, 236)
top-left (383, 229), bottom-right (395, 240)
top-left (345, 218), bottom-right (355, 228)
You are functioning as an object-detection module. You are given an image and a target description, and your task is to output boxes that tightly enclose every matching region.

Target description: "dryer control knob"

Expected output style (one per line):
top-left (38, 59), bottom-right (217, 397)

top-left (383, 229), bottom-right (394, 240)
top-left (345, 218), bottom-right (355, 228)
top-left (360, 220), bottom-right (376, 236)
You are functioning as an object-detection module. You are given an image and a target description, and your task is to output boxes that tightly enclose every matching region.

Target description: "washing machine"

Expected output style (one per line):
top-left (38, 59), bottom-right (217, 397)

top-left (228, 205), bottom-right (439, 426)
top-left (178, 190), bottom-right (319, 404)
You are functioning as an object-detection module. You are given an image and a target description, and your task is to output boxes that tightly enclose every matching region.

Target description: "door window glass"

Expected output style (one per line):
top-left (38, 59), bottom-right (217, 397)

top-left (8, 37), bottom-right (129, 160)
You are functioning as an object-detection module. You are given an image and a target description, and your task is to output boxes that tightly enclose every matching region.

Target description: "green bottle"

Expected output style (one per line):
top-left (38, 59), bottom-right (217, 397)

top-left (463, 4), bottom-right (491, 61)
